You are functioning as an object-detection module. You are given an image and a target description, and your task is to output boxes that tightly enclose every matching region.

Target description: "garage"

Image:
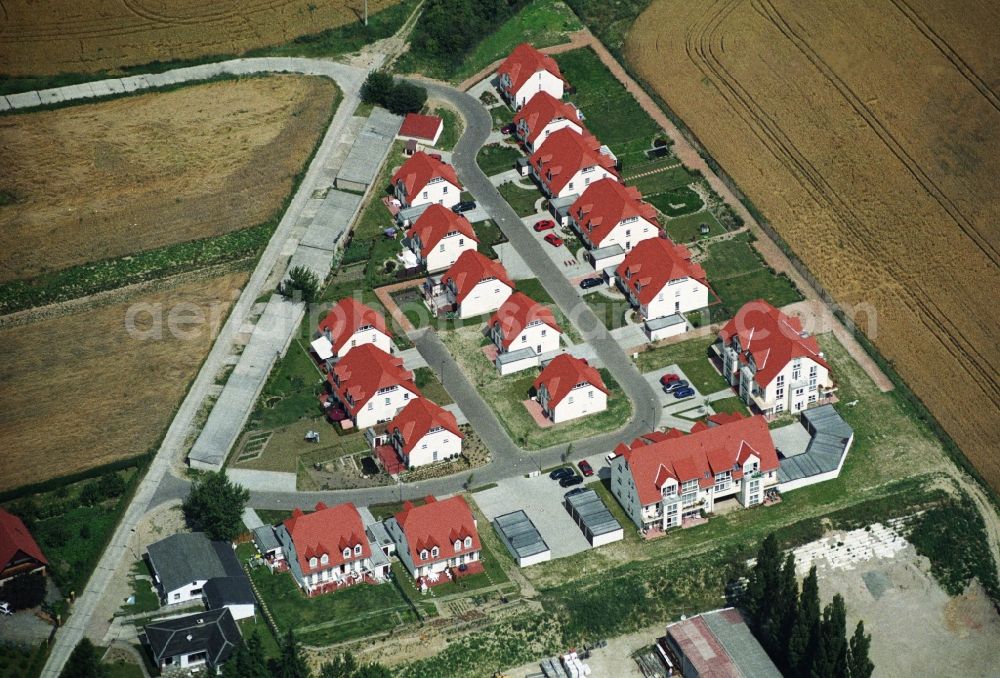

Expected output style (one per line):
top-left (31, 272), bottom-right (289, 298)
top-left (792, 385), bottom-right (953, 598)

top-left (564, 488), bottom-right (624, 547)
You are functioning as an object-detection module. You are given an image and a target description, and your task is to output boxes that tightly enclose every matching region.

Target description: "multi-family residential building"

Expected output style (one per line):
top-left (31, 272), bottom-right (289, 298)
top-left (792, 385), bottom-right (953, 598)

top-left (610, 414), bottom-right (779, 533)
top-left (328, 344), bottom-right (421, 428)
top-left (529, 128), bottom-right (619, 199)
top-left (717, 300), bottom-right (835, 417)
top-left (391, 151), bottom-right (462, 209)
top-left (384, 496), bottom-right (482, 586)
top-left (569, 178), bottom-right (660, 268)
top-left (429, 250), bottom-right (514, 319)
top-left (615, 237), bottom-right (710, 319)
top-left (274, 502), bottom-right (390, 596)
top-left (513, 91), bottom-right (585, 153)
top-left (489, 291), bottom-right (563, 357)
top-left (0, 508), bottom-right (47, 585)
top-left (313, 297), bottom-right (392, 362)
top-left (404, 203), bottom-right (479, 273)
top-left (533, 354), bottom-right (608, 424)
top-left (497, 43), bottom-right (566, 109)
top-left (387, 398), bottom-right (464, 468)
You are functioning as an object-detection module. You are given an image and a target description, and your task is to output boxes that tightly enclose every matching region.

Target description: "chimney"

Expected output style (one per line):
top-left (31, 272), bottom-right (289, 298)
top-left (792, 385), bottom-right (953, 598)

top-left (424, 495), bottom-right (437, 504)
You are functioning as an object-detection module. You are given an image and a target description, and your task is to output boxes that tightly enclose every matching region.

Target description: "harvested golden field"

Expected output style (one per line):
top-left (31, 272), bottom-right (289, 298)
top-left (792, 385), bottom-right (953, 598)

top-left (0, 75), bottom-right (337, 283)
top-left (627, 0), bottom-right (1000, 489)
top-left (0, 0), bottom-right (400, 76)
top-left (0, 268), bottom-right (248, 491)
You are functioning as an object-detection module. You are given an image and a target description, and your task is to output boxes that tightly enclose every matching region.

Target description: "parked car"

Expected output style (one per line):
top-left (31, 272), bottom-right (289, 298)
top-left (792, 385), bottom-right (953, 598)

top-left (578, 460), bottom-right (594, 477)
top-left (579, 277), bottom-right (603, 290)
top-left (663, 379), bottom-right (689, 393)
top-left (605, 452), bottom-right (618, 464)
top-left (559, 474), bottom-right (584, 488)
top-left (500, 123), bottom-right (516, 135)
top-left (673, 387), bottom-right (696, 399)
top-left (0, 602), bottom-right (11, 616)
top-left (544, 233), bottom-right (564, 247)
top-left (659, 372), bottom-right (680, 386)
top-left (429, 153), bottom-right (443, 160)
top-left (452, 201), bottom-right (476, 214)
top-left (533, 219), bottom-right (556, 232)
top-left (549, 467), bottom-right (574, 480)
top-left (565, 487), bottom-right (588, 498)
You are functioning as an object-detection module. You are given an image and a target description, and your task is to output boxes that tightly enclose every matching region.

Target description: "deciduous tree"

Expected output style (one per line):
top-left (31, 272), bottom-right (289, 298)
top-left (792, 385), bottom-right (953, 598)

top-left (278, 266), bottom-right (321, 305)
top-left (181, 470), bottom-right (249, 541)
top-left (60, 638), bottom-right (106, 678)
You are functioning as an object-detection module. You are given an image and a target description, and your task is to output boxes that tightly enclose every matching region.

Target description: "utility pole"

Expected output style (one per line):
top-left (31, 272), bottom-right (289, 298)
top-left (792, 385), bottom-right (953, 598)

top-left (364, 0), bottom-right (369, 26)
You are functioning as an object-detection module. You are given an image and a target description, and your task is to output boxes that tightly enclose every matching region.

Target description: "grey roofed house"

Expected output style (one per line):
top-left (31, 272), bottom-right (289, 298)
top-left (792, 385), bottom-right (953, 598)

top-left (144, 608), bottom-right (241, 671)
top-left (202, 576), bottom-right (255, 610)
top-left (146, 532), bottom-right (243, 598)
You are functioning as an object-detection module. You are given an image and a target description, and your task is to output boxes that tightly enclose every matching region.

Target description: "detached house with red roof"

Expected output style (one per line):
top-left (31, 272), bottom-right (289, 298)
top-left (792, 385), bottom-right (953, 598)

top-left (513, 91), bottom-right (585, 153)
top-left (615, 237), bottom-right (710, 325)
top-left (426, 250), bottom-right (514, 319)
top-left (718, 300), bottom-right (834, 417)
top-left (328, 344), bottom-right (421, 428)
top-left (404, 204), bottom-right (479, 273)
top-left (384, 496), bottom-right (482, 587)
top-left (313, 297), bottom-right (392, 363)
top-left (0, 507), bottom-right (47, 585)
top-left (488, 292), bottom-right (562, 374)
top-left (391, 151), bottom-right (462, 210)
top-left (610, 415), bottom-right (779, 533)
top-left (274, 502), bottom-right (390, 596)
top-left (497, 43), bottom-right (566, 109)
top-left (569, 178), bottom-right (661, 268)
top-left (533, 354), bottom-right (608, 424)
top-left (385, 398), bottom-right (464, 468)
top-left (529, 128), bottom-right (619, 199)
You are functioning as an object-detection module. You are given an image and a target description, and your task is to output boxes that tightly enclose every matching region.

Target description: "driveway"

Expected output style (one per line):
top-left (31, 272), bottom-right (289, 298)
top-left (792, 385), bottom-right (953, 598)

top-left (521, 213), bottom-right (593, 280)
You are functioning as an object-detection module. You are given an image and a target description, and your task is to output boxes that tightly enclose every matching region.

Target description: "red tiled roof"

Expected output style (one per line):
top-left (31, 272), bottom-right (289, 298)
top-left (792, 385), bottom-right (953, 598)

top-left (0, 508), bottom-right (46, 571)
top-left (390, 398), bottom-right (463, 454)
top-left (405, 204), bottom-right (478, 257)
top-left (533, 354), bottom-right (608, 408)
top-left (719, 300), bottom-right (830, 387)
top-left (282, 502), bottom-right (369, 574)
top-left (620, 416), bottom-right (779, 506)
top-left (329, 344), bottom-right (420, 414)
top-left (498, 43), bottom-right (566, 97)
top-left (616, 237), bottom-right (708, 305)
top-left (489, 292), bottom-right (561, 349)
top-left (399, 113), bottom-right (443, 142)
top-left (529, 128), bottom-right (619, 195)
top-left (318, 298), bottom-right (390, 354)
top-left (391, 152), bottom-right (462, 199)
top-left (513, 92), bottom-right (583, 146)
top-left (441, 250), bottom-right (514, 304)
top-left (394, 496), bottom-right (481, 565)
top-left (569, 178), bottom-right (659, 247)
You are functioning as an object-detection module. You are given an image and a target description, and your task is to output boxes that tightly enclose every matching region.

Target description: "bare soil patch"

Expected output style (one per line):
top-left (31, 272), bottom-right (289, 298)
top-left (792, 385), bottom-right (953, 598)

top-left (0, 75), bottom-right (337, 282)
top-left (627, 0), bottom-right (1000, 490)
top-left (0, 268), bottom-right (248, 491)
top-left (0, 0), bottom-right (401, 76)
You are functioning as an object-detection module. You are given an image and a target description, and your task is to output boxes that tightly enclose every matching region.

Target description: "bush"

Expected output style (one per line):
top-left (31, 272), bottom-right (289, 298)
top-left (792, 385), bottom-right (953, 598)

top-left (278, 266), bottom-right (321, 305)
top-left (0, 572), bottom-right (46, 610)
top-left (386, 82), bottom-right (428, 115)
top-left (361, 70), bottom-right (394, 105)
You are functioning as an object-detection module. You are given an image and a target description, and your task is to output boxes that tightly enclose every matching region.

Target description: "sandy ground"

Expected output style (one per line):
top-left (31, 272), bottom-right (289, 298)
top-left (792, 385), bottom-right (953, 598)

top-left (504, 623), bottom-right (659, 678)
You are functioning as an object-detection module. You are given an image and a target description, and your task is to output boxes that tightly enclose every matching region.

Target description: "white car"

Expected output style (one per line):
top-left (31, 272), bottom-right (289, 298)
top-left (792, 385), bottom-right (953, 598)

top-left (605, 452), bottom-right (617, 464)
top-left (0, 602), bottom-right (12, 616)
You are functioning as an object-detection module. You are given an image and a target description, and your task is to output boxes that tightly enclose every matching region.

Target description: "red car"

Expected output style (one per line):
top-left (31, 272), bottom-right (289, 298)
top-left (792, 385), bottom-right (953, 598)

top-left (429, 153), bottom-right (442, 161)
top-left (533, 219), bottom-right (556, 232)
top-left (578, 460), bottom-right (594, 477)
top-left (659, 373), bottom-right (681, 386)
top-left (500, 123), bottom-right (516, 135)
top-left (544, 233), bottom-right (564, 247)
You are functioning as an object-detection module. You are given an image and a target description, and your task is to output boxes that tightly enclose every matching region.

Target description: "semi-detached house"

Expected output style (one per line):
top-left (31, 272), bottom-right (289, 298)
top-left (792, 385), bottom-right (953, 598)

top-left (717, 300), bottom-right (835, 417)
top-left (610, 414), bottom-right (779, 533)
top-left (385, 495), bottom-right (482, 588)
top-left (404, 203), bottom-right (479, 273)
top-left (569, 178), bottom-right (661, 269)
top-left (497, 43), bottom-right (566, 109)
top-left (529, 128), bottom-right (619, 200)
top-left (313, 297), bottom-right (392, 362)
top-left (513, 91), bottom-right (585, 153)
top-left (532, 354), bottom-right (608, 424)
top-left (391, 151), bottom-right (462, 210)
top-left (328, 344), bottom-right (421, 428)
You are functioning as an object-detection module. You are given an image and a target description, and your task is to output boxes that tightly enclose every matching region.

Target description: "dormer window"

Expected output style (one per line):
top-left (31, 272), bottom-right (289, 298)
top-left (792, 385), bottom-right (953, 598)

top-left (464, 536), bottom-right (472, 548)
top-left (455, 540), bottom-right (462, 551)
top-left (431, 546), bottom-right (439, 558)
top-left (354, 544), bottom-right (363, 556)
top-left (320, 554), bottom-right (329, 565)
top-left (309, 557), bottom-right (318, 568)
top-left (343, 548), bottom-right (351, 559)
top-left (420, 549), bottom-right (429, 560)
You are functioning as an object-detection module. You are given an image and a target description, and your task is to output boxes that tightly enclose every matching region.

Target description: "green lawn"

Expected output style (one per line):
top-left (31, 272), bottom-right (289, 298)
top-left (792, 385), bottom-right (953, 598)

top-left (662, 210), bottom-right (724, 243)
top-left (474, 220), bottom-right (507, 257)
top-left (514, 278), bottom-right (584, 344)
top-left (237, 618), bottom-right (281, 660)
top-left (555, 47), bottom-right (663, 166)
top-left (414, 366), bottom-right (454, 405)
top-left (392, 540), bottom-right (512, 599)
top-left (351, 140), bottom-right (408, 242)
top-left (491, 105), bottom-right (513, 130)
top-left (628, 165), bottom-right (702, 197)
top-left (705, 396), bottom-right (749, 417)
top-left (583, 292), bottom-right (633, 330)
top-left (246, 336), bottom-right (325, 431)
top-left (431, 106), bottom-right (463, 151)
top-left (103, 661), bottom-right (145, 678)
top-left (497, 181), bottom-right (541, 217)
top-left (700, 233), bottom-right (764, 279)
top-left (646, 186), bottom-right (703, 218)
top-left (120, 564), bottom-right (159, 616)
top-left (0, 643), bottom-right (47, 678)
top-left (477, 144), bottom-right (523, 176)
top-left (699, 233), bottom-right (803, 316)
top-left (633, 336), bottom-right (730, 394)
top-left (438, 326), bottom-right (632, 450)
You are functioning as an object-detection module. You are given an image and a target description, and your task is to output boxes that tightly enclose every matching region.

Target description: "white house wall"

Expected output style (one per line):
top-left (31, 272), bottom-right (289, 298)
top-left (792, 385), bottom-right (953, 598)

top-left (335, 328), bottom-right (393, 358)
top-left (586, 216), bottom-right (658, 252)
top-left (641, 279), bottom-right (709, 320)
top-left (400, 179), bottom-right (461, 209)
top-left (353, 385), bottom-right (420, 429)
top-left (403, 429), bottom-right (463, 468)
top-left (550, 386), bottom-right (607, 423)
top-left (513, 71), bottom-right (564, 109)
top-left (423, 234), bottom-right (478, 273)
top-left (506, 323), bottom-right (561, 356)
top-left (527, 119), bottom-right (583, 153)
top-left (455, 281), bottom-right (513, 319)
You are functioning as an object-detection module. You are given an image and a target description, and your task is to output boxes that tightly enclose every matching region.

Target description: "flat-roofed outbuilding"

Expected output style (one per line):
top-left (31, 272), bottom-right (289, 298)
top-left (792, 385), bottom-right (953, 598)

top-left (494, 510), bottom-right (551, 567)
top-left (563, 489), bottom-right (624, 547)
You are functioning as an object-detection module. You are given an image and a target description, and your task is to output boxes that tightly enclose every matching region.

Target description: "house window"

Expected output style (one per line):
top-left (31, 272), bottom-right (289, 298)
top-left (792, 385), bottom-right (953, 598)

top-left (354, 544), bottom-right (362, 556)
top-left (420, 549), bottom-right (428, 560)
top-left (351, 339), bottom-right (356, 347)
top-left (309, 557), bottom-right (318, 568)
top-left (464, 536), bottom-right (472, 548)
top-left (443, 186), bottom-right (448, 194)
top-left (422, 191), bottom-right (428, 199)
top-left (776, 387), bottom-right (784, 399)
top-left (776, 375), bottom-right (785, 386)
top-left (320, 554), bottom-right (329, 565)
top-left (403, 392), bottom-right (410, 400)
top-left (568, 182), bottom-right (574, 190)
top-left (343, 548), bottom-right (351, 559)
top-left (433, 450), bottom-right (438, 461)
top-left (173, 593), bottom-right (180, 601)
top-left (368, 402), bottom-right (374, 410)
top-left (439, 244), bottom-right (445, 252)
top-left (795, 388), bottom-right (804, 396)
top-left (775, 403), bottom-right (784, 413)
top-left (431, 546), bottom-right (439, 558)
top-left (568, 396), bottom-right (574, 404)
top-left (385, 397), bottom-right (391, 405)
top-left (459, 238), bottom-right (464, 246)
top-left (808, 394), bottom-right (817, 403)
top-left (522, 335), bottom-right (527, 342)
top-left (588, 390), bottom-right (594, 398)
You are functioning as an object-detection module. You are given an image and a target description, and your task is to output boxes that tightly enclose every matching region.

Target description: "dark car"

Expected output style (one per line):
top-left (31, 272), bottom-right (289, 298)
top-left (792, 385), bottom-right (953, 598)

top-left (451, 201), bottom-right (476, 214)
top-left (559, 474), bottom-right (584, 488)
top-left (429, 153), bottom-right (443, 161)
top-left (549, 467), bottom-right (574, 480)
top-left (500, 123), bottom-right (516, 135)
top-left (663, 379), bottom-right (689, 393)
top-left (659, 372), bottom-right (680, 386)
top-left (533, 219), bottom-right (556, 232)
top-left (565, 487), bottom-right (588, 498)
top-left (579, 277), bottom-right (603, 290)
top-left (578, 460), bottom-right (594, 477)
top-left (673, 387), bottom-right (696, 399)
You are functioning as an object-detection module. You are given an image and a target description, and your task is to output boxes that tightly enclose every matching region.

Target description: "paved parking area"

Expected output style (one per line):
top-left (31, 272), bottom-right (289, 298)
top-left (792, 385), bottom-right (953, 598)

top-left (472, 473), bottom-right (593, 559)
top-left (522, 213), bottom-right (593, 280)
top-left (642, 363), bottom-right (706, 409)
